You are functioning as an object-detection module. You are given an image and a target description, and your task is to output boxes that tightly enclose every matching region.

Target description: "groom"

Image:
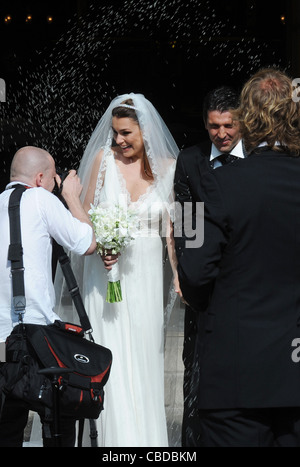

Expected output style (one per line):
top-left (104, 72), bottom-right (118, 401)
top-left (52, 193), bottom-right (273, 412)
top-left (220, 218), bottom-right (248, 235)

top-left (174, 85), bottom-right (245, 447)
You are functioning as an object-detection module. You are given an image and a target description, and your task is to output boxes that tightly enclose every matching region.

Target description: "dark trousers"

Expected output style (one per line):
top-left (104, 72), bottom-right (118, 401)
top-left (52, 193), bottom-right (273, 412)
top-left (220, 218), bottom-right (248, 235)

top-left (181, 305), bottom-right (201, 447)
top-left (0, 396), bottom-right (76, 447)
top-left (181, 306), bottom-right (300, 447)
top-left (198, 407), bottom-right (300, 447)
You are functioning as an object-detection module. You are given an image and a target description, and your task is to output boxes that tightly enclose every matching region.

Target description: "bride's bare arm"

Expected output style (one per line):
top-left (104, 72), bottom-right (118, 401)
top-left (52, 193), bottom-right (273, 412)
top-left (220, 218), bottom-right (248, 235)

top-left (166, 219), bottom-right (185, 301)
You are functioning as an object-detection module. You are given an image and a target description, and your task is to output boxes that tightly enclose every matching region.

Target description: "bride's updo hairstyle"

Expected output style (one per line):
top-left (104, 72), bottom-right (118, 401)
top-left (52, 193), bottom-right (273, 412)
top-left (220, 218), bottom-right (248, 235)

top-left (112, 99), bottom-right (154, 180)
top-left (112, 98), bottom-right (137, 121)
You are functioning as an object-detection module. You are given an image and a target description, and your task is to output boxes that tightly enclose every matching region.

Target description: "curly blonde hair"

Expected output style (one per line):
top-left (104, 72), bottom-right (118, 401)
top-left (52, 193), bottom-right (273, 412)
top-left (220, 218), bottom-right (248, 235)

top-left (234, 68), bottom-right (300, 155)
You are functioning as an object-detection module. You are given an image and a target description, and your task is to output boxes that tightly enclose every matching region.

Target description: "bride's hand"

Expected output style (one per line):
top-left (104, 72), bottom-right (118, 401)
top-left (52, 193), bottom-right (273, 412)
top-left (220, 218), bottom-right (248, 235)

top-left (173, 274), bottom-right (189, 305)
top-left (101, 250), bottom-right (120, 270)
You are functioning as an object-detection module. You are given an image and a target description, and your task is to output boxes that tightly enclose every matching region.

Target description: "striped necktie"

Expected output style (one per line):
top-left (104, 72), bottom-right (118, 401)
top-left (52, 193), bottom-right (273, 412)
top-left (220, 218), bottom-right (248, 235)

top-left (211, 153), bottom-right (238, 169)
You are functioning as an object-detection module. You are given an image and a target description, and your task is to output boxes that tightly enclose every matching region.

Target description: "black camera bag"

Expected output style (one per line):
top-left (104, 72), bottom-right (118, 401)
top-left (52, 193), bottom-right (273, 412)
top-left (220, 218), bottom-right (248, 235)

top-left (3, 320), bottom-right (111, 420)
top-left (0, 185), bottom-right (112, 439)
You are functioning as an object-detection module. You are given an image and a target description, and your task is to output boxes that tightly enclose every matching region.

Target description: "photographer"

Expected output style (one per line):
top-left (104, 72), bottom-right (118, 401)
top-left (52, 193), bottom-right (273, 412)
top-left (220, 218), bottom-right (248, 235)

top-left (0, 146), bottom-right (96, 447)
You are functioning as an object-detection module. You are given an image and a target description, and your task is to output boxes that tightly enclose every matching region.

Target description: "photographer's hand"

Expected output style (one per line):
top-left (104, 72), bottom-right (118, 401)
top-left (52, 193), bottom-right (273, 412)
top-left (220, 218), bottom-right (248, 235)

top-left (59, 170), bottom-right (96, 255)
top-left (58, 169), bottom-right (83, 199)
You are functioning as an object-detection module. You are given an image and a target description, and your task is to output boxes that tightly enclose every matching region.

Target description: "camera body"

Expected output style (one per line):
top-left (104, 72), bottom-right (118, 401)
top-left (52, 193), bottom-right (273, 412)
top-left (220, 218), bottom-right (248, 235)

top-left (52, 168), bottom-right (70, 207)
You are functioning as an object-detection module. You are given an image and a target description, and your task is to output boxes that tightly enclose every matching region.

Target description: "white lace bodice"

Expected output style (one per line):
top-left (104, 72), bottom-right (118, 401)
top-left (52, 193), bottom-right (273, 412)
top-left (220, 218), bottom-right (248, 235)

top-left (93, 149), bottom-right (175, 238)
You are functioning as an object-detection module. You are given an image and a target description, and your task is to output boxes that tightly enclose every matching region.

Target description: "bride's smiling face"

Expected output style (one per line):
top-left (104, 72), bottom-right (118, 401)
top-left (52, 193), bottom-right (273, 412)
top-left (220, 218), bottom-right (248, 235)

top-left (112, 117), bottom-right (144, 159)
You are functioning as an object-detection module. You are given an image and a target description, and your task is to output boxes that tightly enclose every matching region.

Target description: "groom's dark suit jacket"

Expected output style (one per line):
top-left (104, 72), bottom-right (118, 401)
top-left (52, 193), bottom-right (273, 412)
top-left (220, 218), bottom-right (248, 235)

top-left (174, 140), bottom-right (212, 261)
top-left (174, 141), bottom-right (214, 446)
top-left (176, 148), bottom-right (300, 409)
top-left (174, 141), bottom-right (212, 203)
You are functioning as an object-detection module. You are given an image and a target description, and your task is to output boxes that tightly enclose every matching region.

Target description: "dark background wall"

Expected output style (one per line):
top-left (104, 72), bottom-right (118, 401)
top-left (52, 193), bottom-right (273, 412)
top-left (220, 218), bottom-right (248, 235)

top-left (0, 0), bottom-right (298, 191)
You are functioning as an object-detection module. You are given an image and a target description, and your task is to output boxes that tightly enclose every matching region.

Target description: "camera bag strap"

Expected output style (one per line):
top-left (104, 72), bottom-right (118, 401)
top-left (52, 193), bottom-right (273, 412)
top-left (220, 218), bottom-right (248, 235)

top-left (0, 185), bottom-right (29, 425)
top-left (52, 241), bottom-right (94, 339)
top-left (7, 185), bottom-right (98, 447)
top-left (7, 184), bottom-right (27, 322)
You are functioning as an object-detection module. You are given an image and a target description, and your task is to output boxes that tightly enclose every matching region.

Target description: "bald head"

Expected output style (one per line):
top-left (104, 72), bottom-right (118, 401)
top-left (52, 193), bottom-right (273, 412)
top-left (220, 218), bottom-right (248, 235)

top-left (10, 146), bottom-right (56, 191)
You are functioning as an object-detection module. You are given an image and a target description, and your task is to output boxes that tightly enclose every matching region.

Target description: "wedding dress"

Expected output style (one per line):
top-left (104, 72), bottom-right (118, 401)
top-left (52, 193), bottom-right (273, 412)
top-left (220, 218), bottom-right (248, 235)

top-left (77, 148), bottom-right (175, 447)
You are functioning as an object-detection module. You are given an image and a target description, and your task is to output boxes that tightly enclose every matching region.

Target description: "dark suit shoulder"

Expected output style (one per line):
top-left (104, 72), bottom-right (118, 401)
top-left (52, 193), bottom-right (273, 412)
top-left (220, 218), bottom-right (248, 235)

top-left (179, 140), bottom-right (211, 159)
top-left (178, 141), bottom-right (212, 176)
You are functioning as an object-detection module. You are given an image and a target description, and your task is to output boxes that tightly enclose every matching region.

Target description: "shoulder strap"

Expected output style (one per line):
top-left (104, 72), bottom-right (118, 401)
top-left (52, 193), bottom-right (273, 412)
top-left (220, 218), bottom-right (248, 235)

top-left (8, 185), bottom-right (27, 321)
top-left (52, 241), bottom-right (93, 338)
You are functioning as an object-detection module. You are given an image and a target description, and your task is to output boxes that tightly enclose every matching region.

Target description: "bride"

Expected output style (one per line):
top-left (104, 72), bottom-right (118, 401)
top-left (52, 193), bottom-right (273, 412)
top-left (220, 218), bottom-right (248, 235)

top-left (58, 93), bottom-right (180, 447)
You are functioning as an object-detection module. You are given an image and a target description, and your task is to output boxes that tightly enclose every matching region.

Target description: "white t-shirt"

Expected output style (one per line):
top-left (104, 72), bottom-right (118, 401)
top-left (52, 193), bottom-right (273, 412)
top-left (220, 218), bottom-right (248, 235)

top-left (0, 184), bottom-right (93, 340)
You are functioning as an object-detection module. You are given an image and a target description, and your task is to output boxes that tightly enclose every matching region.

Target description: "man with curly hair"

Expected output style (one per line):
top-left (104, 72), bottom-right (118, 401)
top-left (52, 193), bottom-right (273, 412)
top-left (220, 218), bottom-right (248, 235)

top-left (176, 68), bottom-right (300, 447)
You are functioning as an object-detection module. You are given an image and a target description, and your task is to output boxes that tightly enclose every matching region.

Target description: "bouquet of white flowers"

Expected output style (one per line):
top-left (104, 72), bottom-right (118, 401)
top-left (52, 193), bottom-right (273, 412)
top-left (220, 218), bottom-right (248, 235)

top-left (89, 203), bottom-right (138, 303)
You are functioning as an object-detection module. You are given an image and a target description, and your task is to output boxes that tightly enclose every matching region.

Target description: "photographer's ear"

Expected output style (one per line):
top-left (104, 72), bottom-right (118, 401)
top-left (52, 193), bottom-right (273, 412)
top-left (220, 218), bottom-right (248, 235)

top-left (35, 172), bottom-right (44, 187)
top-left (37, 168), bottom-right (57, 192)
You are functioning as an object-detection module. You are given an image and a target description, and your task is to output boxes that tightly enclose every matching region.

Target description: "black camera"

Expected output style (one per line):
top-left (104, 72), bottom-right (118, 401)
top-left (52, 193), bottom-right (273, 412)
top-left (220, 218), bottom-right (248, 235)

top-left (53, 167), bottom-right (70, 207)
